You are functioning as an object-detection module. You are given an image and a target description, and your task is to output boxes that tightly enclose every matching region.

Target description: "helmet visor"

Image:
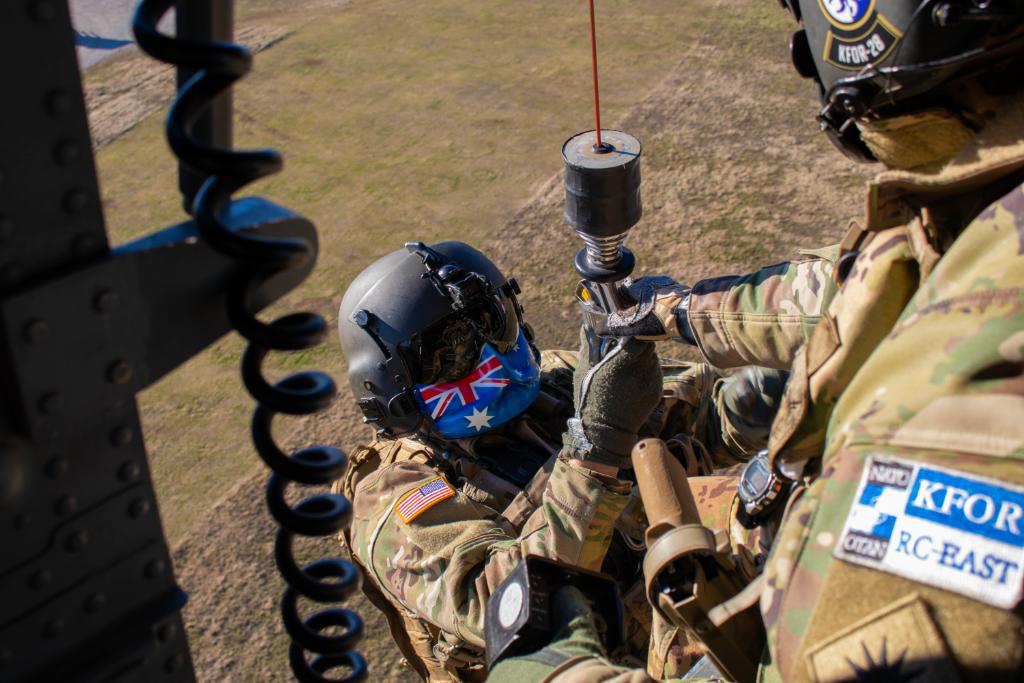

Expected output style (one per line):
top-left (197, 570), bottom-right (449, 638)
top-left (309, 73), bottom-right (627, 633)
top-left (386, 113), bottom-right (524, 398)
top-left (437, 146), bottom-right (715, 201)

top-left (407, 291), bottom-right (521, 385)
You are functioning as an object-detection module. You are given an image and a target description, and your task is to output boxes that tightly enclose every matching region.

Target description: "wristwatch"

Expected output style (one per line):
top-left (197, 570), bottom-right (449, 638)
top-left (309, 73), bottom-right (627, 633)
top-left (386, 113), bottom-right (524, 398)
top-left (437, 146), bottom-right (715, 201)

top-left (737, 450), bottom-right (787, 523)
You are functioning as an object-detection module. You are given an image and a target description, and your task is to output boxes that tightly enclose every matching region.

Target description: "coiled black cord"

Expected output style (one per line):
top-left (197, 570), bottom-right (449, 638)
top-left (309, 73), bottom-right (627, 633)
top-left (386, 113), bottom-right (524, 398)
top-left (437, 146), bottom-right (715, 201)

top-left (133, 3), bottom-right (366, 680)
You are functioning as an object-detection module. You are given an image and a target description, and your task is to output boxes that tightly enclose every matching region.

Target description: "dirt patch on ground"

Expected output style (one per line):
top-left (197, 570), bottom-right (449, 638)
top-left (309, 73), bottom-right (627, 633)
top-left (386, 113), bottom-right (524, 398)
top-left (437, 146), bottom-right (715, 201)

top-left (85, 26), bottom-right (290, 149)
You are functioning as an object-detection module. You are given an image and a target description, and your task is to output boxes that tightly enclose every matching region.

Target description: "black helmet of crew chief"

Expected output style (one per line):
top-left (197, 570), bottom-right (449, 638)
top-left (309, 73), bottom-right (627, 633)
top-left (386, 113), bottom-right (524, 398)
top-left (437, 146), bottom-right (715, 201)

top-left (338, 241), bottom-right (533, 438)
top-left (782, 0), bottom-right (1024, 160)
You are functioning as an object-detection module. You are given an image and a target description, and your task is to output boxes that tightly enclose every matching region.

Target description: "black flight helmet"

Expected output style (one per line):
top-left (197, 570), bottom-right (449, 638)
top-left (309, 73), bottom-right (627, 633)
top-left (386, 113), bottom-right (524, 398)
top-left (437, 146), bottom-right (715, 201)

top-left (338, 241), bottom-right (528, 437)
top-left (783, 0), bottom-right (1024, 160)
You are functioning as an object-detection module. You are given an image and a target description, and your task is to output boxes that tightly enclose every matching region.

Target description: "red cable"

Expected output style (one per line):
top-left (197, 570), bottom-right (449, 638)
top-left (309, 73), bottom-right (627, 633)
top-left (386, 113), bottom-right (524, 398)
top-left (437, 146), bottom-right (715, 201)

top-left (587, 0), bottom-right (603, 151)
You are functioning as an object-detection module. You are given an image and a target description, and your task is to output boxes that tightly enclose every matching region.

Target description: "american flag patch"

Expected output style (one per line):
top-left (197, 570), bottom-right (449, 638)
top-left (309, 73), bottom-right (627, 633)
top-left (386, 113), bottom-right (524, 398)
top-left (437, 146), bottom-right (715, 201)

top-left (394, 477), bottom-right (455, 523)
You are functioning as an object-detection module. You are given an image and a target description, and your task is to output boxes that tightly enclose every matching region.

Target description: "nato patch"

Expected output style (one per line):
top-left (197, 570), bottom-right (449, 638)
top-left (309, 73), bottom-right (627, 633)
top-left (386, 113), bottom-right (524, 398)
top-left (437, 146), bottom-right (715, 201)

top-left (835, 455), bottom-right (1024, 609)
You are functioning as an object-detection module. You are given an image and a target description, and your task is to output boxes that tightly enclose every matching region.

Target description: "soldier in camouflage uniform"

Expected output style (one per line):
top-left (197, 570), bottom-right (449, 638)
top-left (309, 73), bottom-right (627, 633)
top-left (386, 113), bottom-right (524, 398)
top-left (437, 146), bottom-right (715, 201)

top-left (334, 241), bottom-right (784, 681)
top-left (490, 1), bottom-right (1024, 681)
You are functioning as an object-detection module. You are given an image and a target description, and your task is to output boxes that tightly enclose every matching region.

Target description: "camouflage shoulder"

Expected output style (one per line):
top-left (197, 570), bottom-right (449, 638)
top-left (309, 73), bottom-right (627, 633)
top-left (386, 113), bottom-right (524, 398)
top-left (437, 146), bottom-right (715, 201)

top-left (353, 460), bottom-right (514, 641)
top-left (352, 459), bottom-right (449, 518)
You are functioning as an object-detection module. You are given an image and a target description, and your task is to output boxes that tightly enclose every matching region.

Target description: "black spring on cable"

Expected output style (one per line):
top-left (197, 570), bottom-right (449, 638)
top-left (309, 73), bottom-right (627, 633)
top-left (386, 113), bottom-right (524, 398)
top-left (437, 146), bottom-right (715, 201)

top-left (133, 3), bottom-right (366, 681)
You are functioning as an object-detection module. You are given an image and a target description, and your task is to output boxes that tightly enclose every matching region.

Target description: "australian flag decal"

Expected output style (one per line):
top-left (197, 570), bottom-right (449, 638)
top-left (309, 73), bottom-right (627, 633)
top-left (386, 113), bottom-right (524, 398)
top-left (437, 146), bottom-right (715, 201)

top-left (413, 330), bottom-right (541, 439)
top-left (418, 353), bottom-right (510, 419)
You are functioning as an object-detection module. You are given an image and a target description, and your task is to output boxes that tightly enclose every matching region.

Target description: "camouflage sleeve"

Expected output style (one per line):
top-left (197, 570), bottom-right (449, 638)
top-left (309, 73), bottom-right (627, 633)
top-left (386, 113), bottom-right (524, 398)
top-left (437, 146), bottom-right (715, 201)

top-left (349, 456), bottom-right (631, 650)
top-left (686, 246), bottom-right (840, 370)
top-left (490, 645), bottom-right (717, 682)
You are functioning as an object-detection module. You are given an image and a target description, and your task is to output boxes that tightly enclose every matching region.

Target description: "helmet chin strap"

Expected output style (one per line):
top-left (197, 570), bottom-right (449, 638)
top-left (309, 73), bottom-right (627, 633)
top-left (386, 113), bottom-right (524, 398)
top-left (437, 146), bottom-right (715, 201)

top-left (856, 107), bottom-right (976, 171)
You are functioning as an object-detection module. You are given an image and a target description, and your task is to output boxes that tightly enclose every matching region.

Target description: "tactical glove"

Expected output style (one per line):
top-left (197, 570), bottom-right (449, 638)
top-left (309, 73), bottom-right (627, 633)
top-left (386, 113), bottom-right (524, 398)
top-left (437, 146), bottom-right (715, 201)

top-left (718, 366), bottom-right (790, 455)
top-left (564, 326), bottom-right (662, 469)
top-left (486, 586), bottom-right (608, 682)
top-left (577, 275), bottom-right (695, 343)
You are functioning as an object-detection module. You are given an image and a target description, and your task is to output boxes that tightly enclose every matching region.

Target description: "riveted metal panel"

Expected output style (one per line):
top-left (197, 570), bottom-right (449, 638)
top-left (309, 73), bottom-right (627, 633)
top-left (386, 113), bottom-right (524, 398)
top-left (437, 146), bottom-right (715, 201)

top-left (0, 0), bottom-right (109, 292)
top-left (0, 2), bottom-right (194, 681)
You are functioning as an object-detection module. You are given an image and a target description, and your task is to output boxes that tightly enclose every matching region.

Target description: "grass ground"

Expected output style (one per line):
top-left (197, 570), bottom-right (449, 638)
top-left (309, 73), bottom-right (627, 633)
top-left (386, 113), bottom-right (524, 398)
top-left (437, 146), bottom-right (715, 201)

top-left (88, 0), bottom-right (874, 679)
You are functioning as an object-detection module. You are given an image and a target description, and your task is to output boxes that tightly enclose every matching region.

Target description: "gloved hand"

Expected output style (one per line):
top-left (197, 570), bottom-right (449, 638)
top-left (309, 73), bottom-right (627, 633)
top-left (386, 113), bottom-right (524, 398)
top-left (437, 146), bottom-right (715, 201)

top-left (545, 585), bottom-right (608, 655)
top-left (577, 275), bottom-right (695, 343)
top-left (718, 366), bottom-right (790, 455)
top-left (564, 326), bottom-right (662, 469)
top-left (487, 586), bottom-right (610, 682)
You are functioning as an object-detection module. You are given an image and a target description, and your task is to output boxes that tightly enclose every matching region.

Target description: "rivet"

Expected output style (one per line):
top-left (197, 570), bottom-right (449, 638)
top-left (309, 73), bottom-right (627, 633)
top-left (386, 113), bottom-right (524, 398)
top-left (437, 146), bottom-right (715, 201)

top-left (66, 530), bottom-right (89, 552)
top-left (362, 380), bottom-right (373, 391)
top-left (128, 498), bottom-right (151, 518)
top-left (118, 460), bottom-right (141, 482)
top-left (94, 289), bottom-right (119, 313)
top-left (156, 622), bottom-right (178, 643)
top-left (0, 216), bottom-right (13, 241)
top-left (1, 263), bottom-right (23, 287)
top-left (53, 140), bottom-right (81, 166)
top-left (110, 426), bottom-right (134, 446)
top-left (29, 569), bottom-right (52, 590)
top-left (164, 653), bottom-right (185, 673)
top-left (353, 309), bottom-right (370, 327)
top-left (39, 392), bottom-right (64, 415)
top-left (13, 513), bottom-right (32, 530)
top-left (54, 495), bottom-right (77, 516)
top-left (107, 360), bottom-right (133, 385)
top-left (144, 559), bottom-right (166, 579)
top-left (45, 90), bottom-right (72, 115)
top-left (23, 318), bottom-right (50, 343)
top-left (63, 188), bottom-right (88, 213)
top-left (84, 592), bottom-right (106, 614)
top-left (43, 618), bottom-right (65, 638)
top-left (71, 233), bottom-right (98, 257)
top-left (30, 1), bottom-right (57, 22)
top-left (45, 457), bottom-right (69, 479)
top-left (376, 362), bottom-right (386, 371)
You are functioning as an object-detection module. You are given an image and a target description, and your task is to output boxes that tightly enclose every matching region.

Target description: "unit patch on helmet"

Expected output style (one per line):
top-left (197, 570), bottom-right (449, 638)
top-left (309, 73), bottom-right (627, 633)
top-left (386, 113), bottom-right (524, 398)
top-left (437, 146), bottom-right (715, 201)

top-left (818, 0), bottom-right (902, 70)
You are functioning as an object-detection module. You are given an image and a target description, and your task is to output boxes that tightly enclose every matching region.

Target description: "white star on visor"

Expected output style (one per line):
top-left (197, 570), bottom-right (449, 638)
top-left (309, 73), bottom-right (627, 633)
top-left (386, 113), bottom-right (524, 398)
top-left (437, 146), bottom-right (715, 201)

top-left (465, 406), bottom-right (493, 432)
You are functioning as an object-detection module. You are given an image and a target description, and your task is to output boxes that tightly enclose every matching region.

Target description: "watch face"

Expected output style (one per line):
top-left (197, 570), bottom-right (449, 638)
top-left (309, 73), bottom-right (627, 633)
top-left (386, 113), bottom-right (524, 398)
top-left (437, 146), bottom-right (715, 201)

top-left (740, 456), bottom-right (772, 501)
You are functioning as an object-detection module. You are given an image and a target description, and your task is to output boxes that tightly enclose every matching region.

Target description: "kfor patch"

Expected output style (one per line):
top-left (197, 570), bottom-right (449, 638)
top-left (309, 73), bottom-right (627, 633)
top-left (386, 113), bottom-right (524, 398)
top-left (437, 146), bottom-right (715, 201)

top-left (394, 477), bottom-right (455, 523)
top-left (835, 455), bottom-right (1024, 609)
